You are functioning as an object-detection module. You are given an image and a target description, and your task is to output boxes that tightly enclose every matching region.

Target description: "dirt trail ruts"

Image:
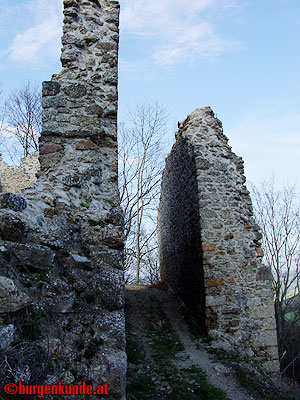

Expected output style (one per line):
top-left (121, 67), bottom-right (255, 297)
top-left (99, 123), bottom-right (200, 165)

top-left (125, 284), bottom-right (258, 400)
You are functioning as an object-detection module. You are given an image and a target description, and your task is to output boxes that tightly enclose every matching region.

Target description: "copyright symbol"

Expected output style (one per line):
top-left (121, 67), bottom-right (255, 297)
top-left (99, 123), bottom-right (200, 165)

top-left (4, 383), bottom-right (18, 395)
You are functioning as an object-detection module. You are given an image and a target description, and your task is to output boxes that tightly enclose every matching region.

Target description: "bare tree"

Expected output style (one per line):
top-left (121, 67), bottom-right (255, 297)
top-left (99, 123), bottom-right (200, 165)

top-left (0, 85), bottom-right (11, 163)
top-left (118, 101), bottom-right (169, 285)
top-left (251, 177), bottom-right (300, 378)
top-left (0, 85), bottom-right (5, 141)
top-left (4, 81), bottom-right (42, 159)
top-left (142, 246), bottom-right (161, 285)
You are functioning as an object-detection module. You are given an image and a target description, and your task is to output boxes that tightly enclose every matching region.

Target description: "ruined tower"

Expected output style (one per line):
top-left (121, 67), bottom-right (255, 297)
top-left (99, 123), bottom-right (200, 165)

top-left (0, 1), bottom-right (126, 398)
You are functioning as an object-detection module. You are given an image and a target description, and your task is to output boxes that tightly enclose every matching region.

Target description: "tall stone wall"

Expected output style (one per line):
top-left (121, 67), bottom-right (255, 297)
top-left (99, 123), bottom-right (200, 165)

top-left (158, 107), bottom-right (279, 373)
top-left (157, 135), bottom-right (206, 332)
top-left (0, 1), bottom-right (126, 399)
top-left (0, 152), bottom-right (39, 194)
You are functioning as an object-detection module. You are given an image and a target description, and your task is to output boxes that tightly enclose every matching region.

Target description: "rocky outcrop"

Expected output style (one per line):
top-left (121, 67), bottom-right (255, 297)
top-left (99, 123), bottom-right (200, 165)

top-left (0, 1), bottom-right (126, 399)
top-left (158, 107), bottom-right (279, 373)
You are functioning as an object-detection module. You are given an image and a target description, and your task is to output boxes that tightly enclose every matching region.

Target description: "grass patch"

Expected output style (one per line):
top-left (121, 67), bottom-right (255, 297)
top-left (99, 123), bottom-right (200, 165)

top-left (207, 347), bottom-right (298, 400)
top-left (285, 312), bottom-right (295, 321)
top-left (206, 347), bottom-right (248, 365)
top-left (88, 219), bottom-right (105, 227)
top-left (236, 366), bottom-right (297, 400)
top-left (165, 366), bottom-right (227, 400)
top-left (125, 289), bottom-right (228, 400)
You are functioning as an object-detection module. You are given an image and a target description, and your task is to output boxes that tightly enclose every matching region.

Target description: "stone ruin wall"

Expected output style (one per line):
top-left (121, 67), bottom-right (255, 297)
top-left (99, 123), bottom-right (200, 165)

top-left (158, 107), bottom-right (279, 373)
top-left (0, 1), bottom-right (280, 396)
top-left (0, 152), bottom-right (39, 194)
top-left (0, 1), bottom-right (126, 399)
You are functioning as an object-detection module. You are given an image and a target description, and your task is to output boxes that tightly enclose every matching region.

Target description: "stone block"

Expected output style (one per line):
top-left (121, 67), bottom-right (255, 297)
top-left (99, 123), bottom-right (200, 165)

top-left (205, 278), bottom-right (225, 288)
top-left (99, 227), bottom-right (124, 250)
top-left (75, 140), bottom-right (98, 150)
top-left (226, 277), bottom-right (235, 284)
top-left (203, 243), bottom-right (216, 251)
top-left (0, 324), bottom-right (16, 350)
top-left (42, 81), bottom-right (61, 96)
top-left (10, 243), bottom-right (55, 270)
top-left (0, 193), bottom-right (27, 211)
top-left (70, 253), bottom-right (91, 268)
top-left (63, 83), bottom-right (87, 98)
top-left (0, 276), bottom-right (30, 313)
top-left (265, 346), bottom-right (279, 359)
top-left (40, 144), bottom-right (62, 154)
top-left (256, 331), bottom-right (278, 347)
top-left (64, 0), bottom-right (79, 7)
top-left (206, 295), bottom-right (226, 307)
top-left (253, 305), bottom-right (275, 320)
top-left (50, 293), bottom-right (75, 313)
top-left (255, 247), bottom-right (264, 257)
top-left (196, 157), bottom-right (210, 170)
top-left (0, 212), bottom-right (26, 242)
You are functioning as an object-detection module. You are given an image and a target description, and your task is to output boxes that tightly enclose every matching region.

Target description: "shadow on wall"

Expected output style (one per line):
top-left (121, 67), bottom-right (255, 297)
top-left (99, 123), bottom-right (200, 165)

top-left (158, 135), bottom-right (207, 334)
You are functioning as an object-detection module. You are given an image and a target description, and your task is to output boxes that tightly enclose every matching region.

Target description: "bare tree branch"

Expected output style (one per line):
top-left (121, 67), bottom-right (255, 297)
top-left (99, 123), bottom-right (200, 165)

top-left (4, 81), bottom-right (42, 160)
top-left (251, 177), bottom-right (300, 379)
top-left (118, 101), bottom-right (169, 284)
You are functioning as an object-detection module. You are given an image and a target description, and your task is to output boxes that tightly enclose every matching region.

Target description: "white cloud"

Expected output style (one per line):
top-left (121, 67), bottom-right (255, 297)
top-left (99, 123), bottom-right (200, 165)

top-left (152, 23), bottom-right (240, 67)
top-left (0, 123), bottom-right (16, 138)
top-left (119, 0), bottom-right (242, 67)
top-left (9, 0), bottom-right (62, 64)
top-left (5, 0), bottom-right (241, 68)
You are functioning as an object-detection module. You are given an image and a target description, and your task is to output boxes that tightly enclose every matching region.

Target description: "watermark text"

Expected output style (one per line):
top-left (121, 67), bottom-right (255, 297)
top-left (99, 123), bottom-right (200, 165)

top-left (4, 381), bottom-right (109, 397)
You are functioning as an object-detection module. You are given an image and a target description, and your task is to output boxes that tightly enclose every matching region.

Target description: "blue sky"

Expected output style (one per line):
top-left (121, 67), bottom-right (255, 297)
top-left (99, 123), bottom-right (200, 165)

top-left (0, 0), bottom-right (299, 186)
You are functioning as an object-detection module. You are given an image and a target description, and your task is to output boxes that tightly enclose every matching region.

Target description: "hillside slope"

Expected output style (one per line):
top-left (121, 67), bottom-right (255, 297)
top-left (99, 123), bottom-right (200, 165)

top-left (125, 284), bottom-right (297, 400)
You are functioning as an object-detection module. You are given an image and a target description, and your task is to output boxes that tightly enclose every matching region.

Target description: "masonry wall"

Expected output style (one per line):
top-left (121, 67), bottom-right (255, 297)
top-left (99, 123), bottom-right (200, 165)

top-left (158, 135), bottom-right (206, 332)
top-left (158, 107), bottom-right (279, 373)
top-left (0, 1), bottom-right (126, 399)
top-left (0, 152), bottom-right (39, 193)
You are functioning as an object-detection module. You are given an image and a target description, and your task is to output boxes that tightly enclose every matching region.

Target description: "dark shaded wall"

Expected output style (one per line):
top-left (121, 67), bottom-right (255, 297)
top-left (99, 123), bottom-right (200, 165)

top-left (158, 136), bottom-right (206, 332)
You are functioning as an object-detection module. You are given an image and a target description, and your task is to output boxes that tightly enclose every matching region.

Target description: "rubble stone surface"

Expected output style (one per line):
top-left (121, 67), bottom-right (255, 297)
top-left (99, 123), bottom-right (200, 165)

top-left (0, 152), bottom-right (39, 194)
top-left (0, 0), bottom-right (280, 394)
top-left (158, 107), bottom-right (279, 373)
top-left (0, 1), bottom-right (126, 399)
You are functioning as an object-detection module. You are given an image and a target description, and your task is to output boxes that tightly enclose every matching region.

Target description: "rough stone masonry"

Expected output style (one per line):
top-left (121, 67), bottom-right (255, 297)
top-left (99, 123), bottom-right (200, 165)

top-left (158, 107), bottom-right (279, 373)
top-left (0, 1), bottom-right (280, 398)
top-left (0, 152), bottom-right (39, 194)
top-left (0, 1), bottom-right (126, 399)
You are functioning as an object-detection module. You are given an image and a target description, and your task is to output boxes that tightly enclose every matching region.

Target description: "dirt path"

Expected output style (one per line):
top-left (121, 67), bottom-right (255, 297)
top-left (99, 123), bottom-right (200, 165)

top-left (125, 284), bottom-right (258, 400)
